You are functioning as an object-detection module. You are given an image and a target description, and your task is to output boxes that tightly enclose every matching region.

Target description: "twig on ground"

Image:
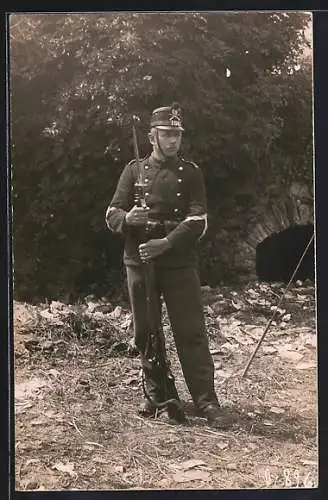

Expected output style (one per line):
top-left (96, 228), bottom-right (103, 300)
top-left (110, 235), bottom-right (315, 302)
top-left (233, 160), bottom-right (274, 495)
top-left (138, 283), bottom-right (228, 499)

top-left (271, 376), bottom-right (285, 390)
top-left (17, 460), bottom-right (24, 481)
top-left (239, 327), bottom-right (260, 342)
top-left (85, 441), bottom-right (104, 448)
top-left (69, 417), bottom-right (83, 435)
top-left (133, 415), bottom-right (155, 428)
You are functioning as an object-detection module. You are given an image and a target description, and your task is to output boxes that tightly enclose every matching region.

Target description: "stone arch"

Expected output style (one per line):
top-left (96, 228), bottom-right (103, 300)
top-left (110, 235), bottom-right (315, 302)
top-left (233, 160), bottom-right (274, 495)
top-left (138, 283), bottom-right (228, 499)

top-left (256, 224), bottom-right (314, 282)
top-left (241, 181), bottom-right (314, 279)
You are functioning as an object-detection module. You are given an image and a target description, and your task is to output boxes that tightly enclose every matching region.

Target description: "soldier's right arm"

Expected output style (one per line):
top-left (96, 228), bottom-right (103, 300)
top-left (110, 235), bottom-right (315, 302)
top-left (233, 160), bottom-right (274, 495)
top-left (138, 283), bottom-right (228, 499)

top-left (105, 161), bottom-right (135, 234)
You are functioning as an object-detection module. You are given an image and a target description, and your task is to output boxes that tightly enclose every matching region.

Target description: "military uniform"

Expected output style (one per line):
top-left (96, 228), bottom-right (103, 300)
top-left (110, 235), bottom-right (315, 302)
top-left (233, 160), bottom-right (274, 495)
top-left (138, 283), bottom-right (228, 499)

top-left (105, 103), bottom-right (222, 418)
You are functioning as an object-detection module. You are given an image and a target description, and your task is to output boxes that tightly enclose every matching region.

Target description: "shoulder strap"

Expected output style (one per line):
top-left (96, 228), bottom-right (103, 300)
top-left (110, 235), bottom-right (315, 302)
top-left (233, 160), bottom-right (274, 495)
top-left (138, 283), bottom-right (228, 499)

top-left (127, 156), bottom-right (150, 168)
top-left (181, 157), bottom-right (199, 169)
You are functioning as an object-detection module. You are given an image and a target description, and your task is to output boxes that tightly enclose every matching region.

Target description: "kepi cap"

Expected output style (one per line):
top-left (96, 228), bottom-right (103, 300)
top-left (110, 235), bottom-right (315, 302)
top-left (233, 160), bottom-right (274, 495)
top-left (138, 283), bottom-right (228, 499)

top-left (150, 102), bottom-right (184, 131)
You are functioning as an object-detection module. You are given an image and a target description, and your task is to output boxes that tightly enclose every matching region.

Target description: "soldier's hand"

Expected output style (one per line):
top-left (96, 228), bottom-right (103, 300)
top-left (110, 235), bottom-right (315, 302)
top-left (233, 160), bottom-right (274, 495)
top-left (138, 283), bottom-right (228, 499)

top-left (125, 205), bottom-right (149, 226)
top-left (139, 238), bottom-right (171, 262)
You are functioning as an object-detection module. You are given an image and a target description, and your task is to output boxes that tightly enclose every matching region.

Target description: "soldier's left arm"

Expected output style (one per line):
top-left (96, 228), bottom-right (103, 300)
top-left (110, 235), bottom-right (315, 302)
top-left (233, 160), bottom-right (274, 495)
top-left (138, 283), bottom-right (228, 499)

top-left (165, 163), bottom-right (208, 250)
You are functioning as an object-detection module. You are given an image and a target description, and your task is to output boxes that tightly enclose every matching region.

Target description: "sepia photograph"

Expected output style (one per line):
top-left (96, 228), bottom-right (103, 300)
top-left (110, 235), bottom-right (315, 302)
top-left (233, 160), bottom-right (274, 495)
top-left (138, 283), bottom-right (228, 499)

top-left (10, 11), bottom-right (317, 491)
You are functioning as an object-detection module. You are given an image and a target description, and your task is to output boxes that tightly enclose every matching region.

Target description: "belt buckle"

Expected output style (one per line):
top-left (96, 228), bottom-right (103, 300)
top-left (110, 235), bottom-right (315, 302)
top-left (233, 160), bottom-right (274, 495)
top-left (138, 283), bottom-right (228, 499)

top-left (147, 220), bottom-right (159, 229)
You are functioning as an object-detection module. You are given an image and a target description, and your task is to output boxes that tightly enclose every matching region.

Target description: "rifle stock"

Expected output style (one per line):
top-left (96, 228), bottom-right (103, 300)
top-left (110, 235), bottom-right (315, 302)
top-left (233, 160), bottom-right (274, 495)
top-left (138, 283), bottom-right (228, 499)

top-left (143, 261), bottom-right (185, 422)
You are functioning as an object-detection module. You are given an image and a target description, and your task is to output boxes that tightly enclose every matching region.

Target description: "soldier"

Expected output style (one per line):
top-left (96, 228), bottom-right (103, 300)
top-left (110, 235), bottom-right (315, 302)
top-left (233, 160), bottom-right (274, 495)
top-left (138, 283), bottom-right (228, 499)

top-left (105, 102), bottom-right (231, 429)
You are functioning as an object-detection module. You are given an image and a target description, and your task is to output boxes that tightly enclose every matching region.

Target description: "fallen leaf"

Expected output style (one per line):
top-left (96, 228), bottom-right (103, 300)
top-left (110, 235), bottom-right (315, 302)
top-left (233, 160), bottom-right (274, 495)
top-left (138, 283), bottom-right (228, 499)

top-left (262, 346), bottom-right (278, 354)
top-left (113, 465), bottom-right (126, 473)
top-left (281, 313), bottom-right (291, 322)
top-left (220, 342), bottom-right (239, 352)
top-left (299, 334), bottom-right (317, 349)
top-left (231, 299), bottom-right (243, 310)
top-left (50, 300), bottom-right (66, 311)
top-left (296, 361), bottom-right (316, 370)
top-left (217, 442), bottom-right (229, 450)
top-left (232, 333), bottom-right (253, 346)
top-left (226, 463), bottom-right (238, 471)
top-left (30, 418), bottom-right (48, 426)
top-left (108, 341), bottom-right (129, 354)
top-left (124, 377), bottom-right (139, 386)
top-left (86, 302), bottom-right (97, 313)
top-left (274, 328), bottom-right (288, 336)
top-left (15, 401), bottom-right (33, 414)
top-left (158, 478), bottom-right (169, 487)
top-left (39, 310), bottom-right (65, 325)
top-left (24, 480), bottom-right (39, 490)
top-left (210, 349), bottom-right (222, 355)
top-left (120, 316), bottom-right (133, 329)
top-left (42, 409), bottom-right (56, 418)
top-left (108, 306), bottom-right (122, 319)
top-left (301, 459), bottom-right (317, 466)
top-left (25, 458), bottom-right (41, 467)
top-left (177, 459), bottom-right (206, 471)
top-left (278, 349), bottom-right (303, 362)
top-left (53, 461), bottom-right (76, 476)
top-left (269, 406), bottom-right (285, 414)
top-left (231, 319), bottom-right (242, 326)
top-left (23, 339), bottom-right (40, 351)
top-left (85, 441), bottom-right (104, 448)
top-left (93, 457), bottom-right (108, 464)
top-left (215, 369), bottom-right (233, 379)
top-left (173, 469), bottom-right (210, 483)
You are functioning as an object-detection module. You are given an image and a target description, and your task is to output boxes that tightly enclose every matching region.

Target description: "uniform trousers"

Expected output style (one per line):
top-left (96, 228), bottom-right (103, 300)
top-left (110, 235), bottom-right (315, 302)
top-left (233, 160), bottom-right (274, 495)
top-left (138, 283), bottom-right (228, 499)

top-left (126, 264), bottom-right (218, 410)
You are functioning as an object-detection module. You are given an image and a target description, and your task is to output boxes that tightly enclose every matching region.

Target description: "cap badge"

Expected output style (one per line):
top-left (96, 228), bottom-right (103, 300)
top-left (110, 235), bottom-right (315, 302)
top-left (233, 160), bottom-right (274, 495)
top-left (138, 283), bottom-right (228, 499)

top-left (169, 108), bottom-right (182, 128)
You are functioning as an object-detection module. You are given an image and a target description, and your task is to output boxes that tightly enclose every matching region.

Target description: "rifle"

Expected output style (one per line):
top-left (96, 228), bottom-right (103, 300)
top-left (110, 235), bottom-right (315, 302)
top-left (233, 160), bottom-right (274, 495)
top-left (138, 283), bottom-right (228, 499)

top-left (131, 116), bottom-right (185, 423)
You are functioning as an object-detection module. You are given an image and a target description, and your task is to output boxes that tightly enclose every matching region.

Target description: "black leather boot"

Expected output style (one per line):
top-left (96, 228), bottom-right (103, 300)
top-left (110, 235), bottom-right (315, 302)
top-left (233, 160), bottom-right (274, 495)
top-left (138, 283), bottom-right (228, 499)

top-left (199, 403), bottom-right (232, 429)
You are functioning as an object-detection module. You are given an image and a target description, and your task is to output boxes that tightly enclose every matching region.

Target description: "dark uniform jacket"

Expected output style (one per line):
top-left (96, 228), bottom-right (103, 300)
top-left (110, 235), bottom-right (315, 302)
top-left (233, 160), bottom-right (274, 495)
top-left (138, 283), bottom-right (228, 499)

top-left (105, 153), bottom-right (208, 267)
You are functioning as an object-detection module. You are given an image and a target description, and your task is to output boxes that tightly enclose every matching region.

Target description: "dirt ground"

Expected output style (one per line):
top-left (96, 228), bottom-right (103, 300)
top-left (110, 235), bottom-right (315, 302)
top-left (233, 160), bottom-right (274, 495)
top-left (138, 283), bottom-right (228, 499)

top-left (14, 280), bottom-right (318, 491)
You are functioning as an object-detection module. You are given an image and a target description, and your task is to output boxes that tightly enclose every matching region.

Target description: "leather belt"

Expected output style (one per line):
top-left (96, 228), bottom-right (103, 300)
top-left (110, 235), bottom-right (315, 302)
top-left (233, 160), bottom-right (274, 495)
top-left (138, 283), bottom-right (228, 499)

top-left (146, 219), bottom-right (181, 236)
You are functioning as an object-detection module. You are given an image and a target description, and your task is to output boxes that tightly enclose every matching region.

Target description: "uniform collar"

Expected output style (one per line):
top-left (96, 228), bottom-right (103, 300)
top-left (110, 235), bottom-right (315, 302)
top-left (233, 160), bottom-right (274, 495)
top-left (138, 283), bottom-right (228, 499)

top-left (149, 152), bottom-right (179, 167)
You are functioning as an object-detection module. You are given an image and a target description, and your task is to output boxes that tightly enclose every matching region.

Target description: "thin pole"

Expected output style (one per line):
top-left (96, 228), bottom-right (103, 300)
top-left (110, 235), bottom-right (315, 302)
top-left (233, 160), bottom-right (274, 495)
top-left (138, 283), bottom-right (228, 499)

top-left (241, 232), bottom-right (314, 378)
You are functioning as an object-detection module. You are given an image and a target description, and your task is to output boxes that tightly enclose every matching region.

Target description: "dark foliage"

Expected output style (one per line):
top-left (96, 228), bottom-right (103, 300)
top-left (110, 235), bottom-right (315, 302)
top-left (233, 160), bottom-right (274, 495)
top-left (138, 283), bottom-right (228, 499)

top-left (10, 12), bottom-right (312, 301)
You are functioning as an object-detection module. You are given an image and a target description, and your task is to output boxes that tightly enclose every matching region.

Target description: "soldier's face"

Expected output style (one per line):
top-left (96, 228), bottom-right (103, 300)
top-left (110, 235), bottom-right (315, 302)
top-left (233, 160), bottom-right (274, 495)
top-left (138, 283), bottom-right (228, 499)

top-left (149, 128), bottom-right (182, 157)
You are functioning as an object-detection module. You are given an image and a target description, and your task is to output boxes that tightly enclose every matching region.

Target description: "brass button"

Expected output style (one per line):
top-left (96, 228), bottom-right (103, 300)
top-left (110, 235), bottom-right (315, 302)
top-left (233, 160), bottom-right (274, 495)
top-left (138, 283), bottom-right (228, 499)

top-left (177, 192), bottom-right (181, 197)
top-left (145, 178), bottom-right (149, 183)
top-left (178, 166), bottom-right (184, 171)
top-left (174, 208), bottom-right (179, 213)
top-left (144, 165), bottom-right (149, 170)
top-left (145, 192), bottom-right (149, 196)
top-left (178, 178), bottom-right (182, 183)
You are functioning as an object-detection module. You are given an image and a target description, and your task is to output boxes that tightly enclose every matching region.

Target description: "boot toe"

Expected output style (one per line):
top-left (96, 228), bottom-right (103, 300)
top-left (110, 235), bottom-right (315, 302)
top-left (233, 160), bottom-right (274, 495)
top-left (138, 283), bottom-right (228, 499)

top-left (201, 404), bottom-right (233, 429)
top-left (138, 400), bottom-right (156, 417)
